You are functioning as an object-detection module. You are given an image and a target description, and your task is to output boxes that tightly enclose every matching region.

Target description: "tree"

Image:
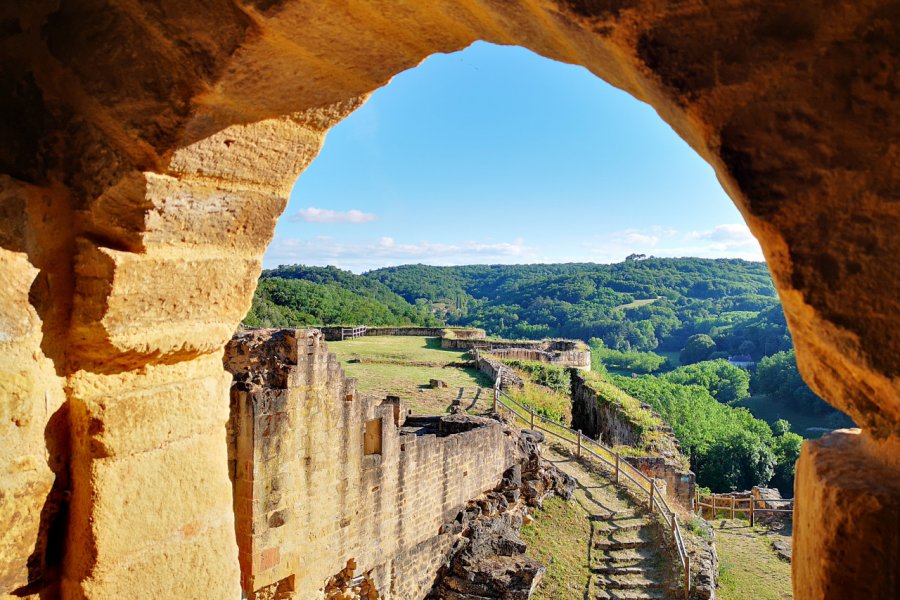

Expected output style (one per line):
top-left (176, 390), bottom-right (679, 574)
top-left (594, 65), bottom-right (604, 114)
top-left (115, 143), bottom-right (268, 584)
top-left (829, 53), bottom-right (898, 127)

top-left (754, 350), bottom-right (837, 415)
top-left (770, 432), bottom-right (803, 496)
top-left (772, 419), bottom-right (791, 436)
top-left (699, 429), bottom-right (776, 492)
top-left (680, 334), bottom-right (717, 365)
top-left (663, 359), bottom-right (751, 404)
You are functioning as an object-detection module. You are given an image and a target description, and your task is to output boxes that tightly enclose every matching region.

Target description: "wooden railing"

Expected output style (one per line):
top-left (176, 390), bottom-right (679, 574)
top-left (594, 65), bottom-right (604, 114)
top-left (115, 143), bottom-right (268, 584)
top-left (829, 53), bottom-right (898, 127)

top-left (491, 377), bottom-right (691, 599)
top-left (695, 491), bottom-right (793, 526)
top-left (340, 326), bottom-right (368, 340)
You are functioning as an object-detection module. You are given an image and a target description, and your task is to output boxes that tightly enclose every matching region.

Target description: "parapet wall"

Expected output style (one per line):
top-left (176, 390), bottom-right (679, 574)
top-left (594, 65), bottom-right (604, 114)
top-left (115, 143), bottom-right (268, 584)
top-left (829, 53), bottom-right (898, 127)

top-left (473, 350), bottom-right (526, 391)
top-left (486, 346), bottom-right (591, 370)
top-left (225, 329), bottom-right (519, 599)
top-left (570, 372), bottom-right (695, 508)
top-left (440, 336), bottom-right (590, 369)
top-left (317, 326), bottom-right (486, 342)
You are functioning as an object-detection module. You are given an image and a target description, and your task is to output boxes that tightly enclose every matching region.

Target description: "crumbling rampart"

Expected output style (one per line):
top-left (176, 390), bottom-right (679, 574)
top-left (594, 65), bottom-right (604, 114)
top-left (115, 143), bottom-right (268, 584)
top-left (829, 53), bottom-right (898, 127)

top-left (225, 329), bottom-right (534, 598)
top-left (570, 372), bottom-right (695, 507)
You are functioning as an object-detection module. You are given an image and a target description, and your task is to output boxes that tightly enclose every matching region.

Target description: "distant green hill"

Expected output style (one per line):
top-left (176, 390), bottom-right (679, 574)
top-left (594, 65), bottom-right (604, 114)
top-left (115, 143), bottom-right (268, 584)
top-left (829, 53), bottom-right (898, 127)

top-left (365, 259), bottom-right (786, 356)
top-left (242, 265), bottom-right (440, 328)
top-left (244, 258), bottom-right (850, 477)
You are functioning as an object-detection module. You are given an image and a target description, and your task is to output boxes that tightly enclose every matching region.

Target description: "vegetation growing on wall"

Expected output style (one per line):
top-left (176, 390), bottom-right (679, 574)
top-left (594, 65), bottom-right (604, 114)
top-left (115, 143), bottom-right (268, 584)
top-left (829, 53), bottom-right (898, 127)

top-left (498, 359), bottom-right (571, 394)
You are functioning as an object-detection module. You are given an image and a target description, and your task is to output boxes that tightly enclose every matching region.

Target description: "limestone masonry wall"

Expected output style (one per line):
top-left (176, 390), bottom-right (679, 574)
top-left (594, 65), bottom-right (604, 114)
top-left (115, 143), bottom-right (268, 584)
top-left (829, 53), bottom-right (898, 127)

top-left (486, 346), bottom-right (592, 370)
top-left (474, 351), bottom-right (526, 391)
top-left (224, 329), bottom-right (520, 599)
top-left (317, 327), bottom-right (486, 342)
top-left (570, 372), bottom-right (695, 508)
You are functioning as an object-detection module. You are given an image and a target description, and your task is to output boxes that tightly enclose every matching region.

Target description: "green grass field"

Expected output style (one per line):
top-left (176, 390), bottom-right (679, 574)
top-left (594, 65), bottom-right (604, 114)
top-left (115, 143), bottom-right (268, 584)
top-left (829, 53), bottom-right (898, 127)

top-left (614, 298), bottom-right (660, 310)
top-left (327, 336), bottom-right (493, 415)
top-left (713, 519), bottom-right (793, 600)
top-left (735, 395), bottom-right (856, 439)
top-left (656, 350), bottom-right (682, 371)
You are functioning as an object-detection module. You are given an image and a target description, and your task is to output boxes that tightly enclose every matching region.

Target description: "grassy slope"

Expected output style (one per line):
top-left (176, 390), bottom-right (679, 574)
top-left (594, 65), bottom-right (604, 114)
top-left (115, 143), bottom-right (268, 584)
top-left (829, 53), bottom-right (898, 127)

top-left (735, 395), bottom-right (856, 439)
top-left (521, 495), bottom-right (593, 599)
top-left (327, 336), bottom-right (492, 415)
top-left (713, 519), bottom-right (792, 600)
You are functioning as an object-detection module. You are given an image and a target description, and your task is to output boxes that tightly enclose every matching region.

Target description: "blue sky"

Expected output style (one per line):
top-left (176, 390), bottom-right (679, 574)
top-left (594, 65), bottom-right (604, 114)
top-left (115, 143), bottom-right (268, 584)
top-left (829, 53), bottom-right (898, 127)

top-left (264, 42), bottom-right (763, 272)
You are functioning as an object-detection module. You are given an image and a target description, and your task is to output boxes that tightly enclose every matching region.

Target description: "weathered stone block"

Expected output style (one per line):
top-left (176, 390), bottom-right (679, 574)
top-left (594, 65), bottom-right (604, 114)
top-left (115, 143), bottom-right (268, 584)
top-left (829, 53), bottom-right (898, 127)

top-left (794, 430), bottom-right (900, 599)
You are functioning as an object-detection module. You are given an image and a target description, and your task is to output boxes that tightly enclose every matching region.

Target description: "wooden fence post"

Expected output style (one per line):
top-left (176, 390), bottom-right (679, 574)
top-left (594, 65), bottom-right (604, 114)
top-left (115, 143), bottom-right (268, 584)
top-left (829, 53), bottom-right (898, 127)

top-left (493, 388), bottom-right (499, 413)
top-left (576, 430), bottom-right (582, 457)
top-left (671, 511), bottom-right (677, 547)
top-left (649, 480), bottom-right (655, 511)
top-left (530, 408), bottom-right (535, 430)
top-left (684, 554), bottom-right (691, 599)
top-left (614, 451), bottom-right (620, 484)
top-left (731, 497), bottom-right (735, 520)
top-left (750, 497), bottom-right (755, 527)
top-left (712, 494), bottom-right (716, 519)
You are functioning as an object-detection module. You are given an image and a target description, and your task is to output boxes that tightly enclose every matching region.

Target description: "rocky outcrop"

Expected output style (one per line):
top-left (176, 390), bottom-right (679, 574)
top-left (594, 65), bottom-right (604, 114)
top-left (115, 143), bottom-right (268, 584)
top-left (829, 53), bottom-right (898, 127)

top-left (430, 430), bottom-right (575, 599)
top-left (684, 519), bottom-right (719, 600)
top-left (1, 1), bottom-right (898, 598)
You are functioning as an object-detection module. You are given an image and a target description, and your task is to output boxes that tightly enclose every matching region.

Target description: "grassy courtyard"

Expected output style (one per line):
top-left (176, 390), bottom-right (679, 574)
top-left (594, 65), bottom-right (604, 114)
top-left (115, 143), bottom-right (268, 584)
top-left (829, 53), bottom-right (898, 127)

top-left (327, 335), bottom-right (493, 415)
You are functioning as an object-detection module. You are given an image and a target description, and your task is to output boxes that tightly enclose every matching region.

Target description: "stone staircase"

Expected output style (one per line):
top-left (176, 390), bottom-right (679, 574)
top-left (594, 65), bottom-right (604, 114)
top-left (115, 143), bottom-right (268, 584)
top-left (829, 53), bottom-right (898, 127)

top-left (541, 446), bottom-right (676, 600)
top-left (590, 509), bottom-right (670, 599)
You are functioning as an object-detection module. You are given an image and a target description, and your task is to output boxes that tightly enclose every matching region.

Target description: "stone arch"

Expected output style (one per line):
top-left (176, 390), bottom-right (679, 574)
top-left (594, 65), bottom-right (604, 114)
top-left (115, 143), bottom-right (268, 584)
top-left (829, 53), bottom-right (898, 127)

top-left (0, 1), bottom-right (897, 598)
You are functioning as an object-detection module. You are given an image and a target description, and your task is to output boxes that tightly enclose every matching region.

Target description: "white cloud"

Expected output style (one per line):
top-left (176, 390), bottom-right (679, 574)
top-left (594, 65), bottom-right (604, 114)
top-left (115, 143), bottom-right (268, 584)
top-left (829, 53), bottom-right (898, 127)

top-left (685, 223), bottom-right (759, 250)
top-left (264, 235), bottom-right (534, 272)
top-left (291, 207), bottom-right (377, 224)
top-left (582, 223), bottom-right (763, 263)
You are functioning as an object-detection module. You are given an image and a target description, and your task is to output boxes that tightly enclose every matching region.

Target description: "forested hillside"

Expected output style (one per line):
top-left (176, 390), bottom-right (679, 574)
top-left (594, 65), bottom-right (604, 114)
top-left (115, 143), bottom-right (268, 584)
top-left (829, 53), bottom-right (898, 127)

top-left (244, 259), bottom-right (853, 464)
top-left (243, 265), bottom-right (440, 328)
top-left (366, 259), bottom-right (788, 356)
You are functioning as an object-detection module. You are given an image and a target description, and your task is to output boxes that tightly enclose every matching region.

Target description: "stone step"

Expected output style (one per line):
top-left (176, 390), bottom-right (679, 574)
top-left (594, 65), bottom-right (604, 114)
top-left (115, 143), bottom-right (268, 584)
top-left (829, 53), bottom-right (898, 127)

top-left (595, 518), bottom-right (650, 534)
top-left (593, 588), bottom-right (668, 600)
top-left (591, 566), bottom-right (650, 576)
top-left (590, 510), bottom-right (647, 521)
top-left (594, 548), bottom-right (659, 563)
top-left (594, 574), bottom-right (665, 590)
top-left (594, 538), bottom-right (654, 551)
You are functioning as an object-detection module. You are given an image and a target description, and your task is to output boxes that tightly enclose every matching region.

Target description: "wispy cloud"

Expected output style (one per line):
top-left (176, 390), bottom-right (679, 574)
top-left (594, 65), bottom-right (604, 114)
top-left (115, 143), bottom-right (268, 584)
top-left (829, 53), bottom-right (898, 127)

top-left (290, 207), bottom-right (377, 224)
top-left (685, 223), bottom-right (759, 251)
top-left (265, 223), bottom-right (764, 272)
top-left (582, 223), bottom-right (763, 263)
top-left (264, 235), bottom-right (534, 272)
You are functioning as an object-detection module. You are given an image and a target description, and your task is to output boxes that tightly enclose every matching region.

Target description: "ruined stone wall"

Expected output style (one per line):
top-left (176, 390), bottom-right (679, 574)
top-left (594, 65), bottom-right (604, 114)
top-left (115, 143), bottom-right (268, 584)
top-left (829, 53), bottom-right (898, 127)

top-left (487, 347), bottom-right (592, 371)
top-left (570, 373), bottom-right (695, 508)
top-left (474, 351), bottom-right (526, 391)
top-left (225, 329), bottom-right (519, 598)
top-left (316, 327), bottom-right (486, 342)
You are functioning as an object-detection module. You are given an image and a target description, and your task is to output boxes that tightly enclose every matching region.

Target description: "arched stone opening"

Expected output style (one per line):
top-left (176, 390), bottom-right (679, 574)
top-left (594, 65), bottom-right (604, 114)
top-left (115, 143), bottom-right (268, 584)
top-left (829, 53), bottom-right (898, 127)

top-left (0, 1), bottom-right (897, 598)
